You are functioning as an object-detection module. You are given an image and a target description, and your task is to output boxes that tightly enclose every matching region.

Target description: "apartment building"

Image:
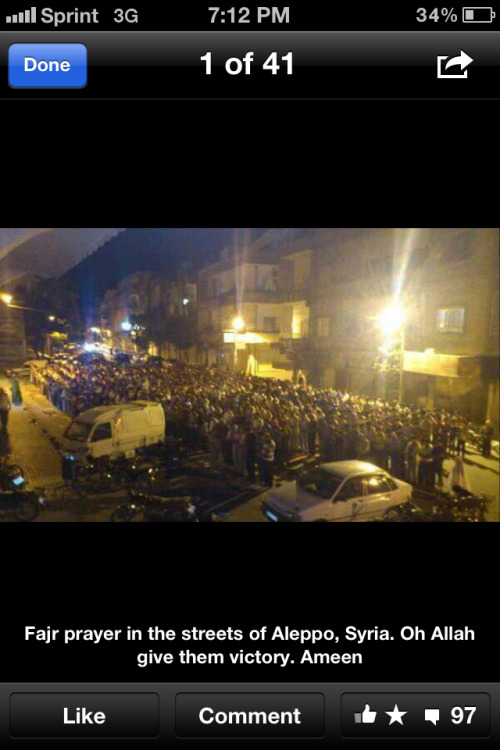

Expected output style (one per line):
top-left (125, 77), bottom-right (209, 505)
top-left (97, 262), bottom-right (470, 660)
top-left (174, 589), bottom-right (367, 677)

top-left (0, 304), bottom-right (26, 363)
top-left (99, 271), bottom-right (197, 359)
top-left (197, 227), bottom-right (499, 427)
top-left (197, 230), bottom-right (312, 379)
top-left (309, 228), bottom-right (499, 428)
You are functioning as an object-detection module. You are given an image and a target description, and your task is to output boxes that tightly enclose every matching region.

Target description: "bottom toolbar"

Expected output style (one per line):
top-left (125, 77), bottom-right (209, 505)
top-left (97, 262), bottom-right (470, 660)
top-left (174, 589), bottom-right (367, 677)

top-left (0, 683), bottom-right (497, 747)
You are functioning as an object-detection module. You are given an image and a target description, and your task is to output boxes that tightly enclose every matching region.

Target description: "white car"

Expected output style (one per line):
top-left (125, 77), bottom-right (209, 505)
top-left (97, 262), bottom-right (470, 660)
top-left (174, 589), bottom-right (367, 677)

top-left (262, 461), bottom-right (412, 522)
top-left (6, 359), bottom-right (48, 379)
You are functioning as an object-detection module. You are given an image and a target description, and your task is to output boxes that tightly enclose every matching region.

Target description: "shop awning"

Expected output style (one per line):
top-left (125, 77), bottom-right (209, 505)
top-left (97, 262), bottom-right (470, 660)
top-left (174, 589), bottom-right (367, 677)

top-left (404, 351), bottom-right (486, 379)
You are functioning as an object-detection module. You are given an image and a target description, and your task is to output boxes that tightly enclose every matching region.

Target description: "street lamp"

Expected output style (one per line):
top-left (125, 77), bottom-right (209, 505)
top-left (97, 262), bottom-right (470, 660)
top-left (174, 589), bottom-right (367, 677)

top-left (232, 316), bottom-right (245, 333)
top-left (378, 306), bottom-right (404, 337)
top-left (0, 293), bottom-right (13, 305)
top-left (377, 306), bottom-right (406, 403)
top-left (121, 321), bottom-right (132, 332)
top-left (232, 316), bottom-right (245, 370)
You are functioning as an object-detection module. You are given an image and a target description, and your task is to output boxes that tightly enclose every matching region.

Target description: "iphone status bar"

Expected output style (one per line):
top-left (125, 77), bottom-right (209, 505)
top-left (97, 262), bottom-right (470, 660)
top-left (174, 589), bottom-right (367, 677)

top-left (0, 3), bottom-right (498, 31)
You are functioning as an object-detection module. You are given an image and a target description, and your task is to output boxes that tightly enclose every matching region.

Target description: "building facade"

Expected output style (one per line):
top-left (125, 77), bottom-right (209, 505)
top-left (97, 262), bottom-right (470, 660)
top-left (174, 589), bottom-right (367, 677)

top-left (0, 304), bottom-right (26, 364)
top-left (308, 227), bottom-right (499, 429)
top-left (197, 230), bottom-right (312, 379)
top-left (198, 227), bottom-right (499, 429)
top-left (0, 274), bottom-right (43, 363)
top-left (99, 271), bottom-right (197, 360)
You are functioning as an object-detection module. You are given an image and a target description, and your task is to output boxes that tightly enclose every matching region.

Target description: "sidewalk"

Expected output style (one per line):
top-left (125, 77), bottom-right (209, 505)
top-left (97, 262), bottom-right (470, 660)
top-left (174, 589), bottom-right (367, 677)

top-left (444, 450), bottom-right (500, 522)
top-left (0, 377), bottom-right (69, 488)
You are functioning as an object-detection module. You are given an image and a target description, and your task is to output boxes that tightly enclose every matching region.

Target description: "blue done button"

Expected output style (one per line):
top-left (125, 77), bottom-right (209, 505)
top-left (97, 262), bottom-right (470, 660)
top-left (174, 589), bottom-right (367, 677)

top-left (9, 44), bottom-right (87, 88)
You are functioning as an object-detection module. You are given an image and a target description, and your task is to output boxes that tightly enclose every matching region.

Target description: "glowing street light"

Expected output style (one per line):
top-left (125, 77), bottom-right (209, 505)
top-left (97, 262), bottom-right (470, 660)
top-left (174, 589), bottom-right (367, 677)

top-left (232, 316), bottom-right (245, 333)
top-left (232, 316), bottom-right (245, 370)
top-left (48, 315), bottom-right (56, 322)
top-left (121, 321), bottom-right (132, 332)
top-left (0, 293), bottom-right (13, 305)
top-left (376, 305), bottom-right (406, 403)
top-left (377, 306), bottom-right (405, 336)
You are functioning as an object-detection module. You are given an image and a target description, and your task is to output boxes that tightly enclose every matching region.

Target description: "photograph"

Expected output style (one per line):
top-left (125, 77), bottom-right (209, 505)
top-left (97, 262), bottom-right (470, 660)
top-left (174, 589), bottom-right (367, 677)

top-left (0, 227), bottom-right (498, 522)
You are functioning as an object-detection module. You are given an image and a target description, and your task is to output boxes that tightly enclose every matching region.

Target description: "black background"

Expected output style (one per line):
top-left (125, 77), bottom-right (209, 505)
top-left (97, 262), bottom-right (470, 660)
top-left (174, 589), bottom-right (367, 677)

top-left (1, 0), bottom-right (498, 738)
top-left (3, 527), bottom-right (497, 683)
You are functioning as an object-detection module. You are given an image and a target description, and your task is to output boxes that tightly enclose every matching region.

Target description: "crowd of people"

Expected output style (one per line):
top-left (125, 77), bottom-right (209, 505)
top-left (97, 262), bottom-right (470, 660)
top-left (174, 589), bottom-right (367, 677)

top-left (29, 353), bottom-right (496, 490)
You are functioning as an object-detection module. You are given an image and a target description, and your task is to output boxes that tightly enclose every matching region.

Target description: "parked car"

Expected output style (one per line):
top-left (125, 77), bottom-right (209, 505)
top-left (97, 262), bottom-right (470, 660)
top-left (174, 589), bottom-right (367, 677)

top-left (6, 358), bottom-right (49, 379)
top-left (62, 401), bottom-right (166, 462)
top-left (112, 351), bottom-right (131, 364)
top-left (262, 461), bottom-right (412, 522)
top-left (75, 352), bottom-right (107, 365)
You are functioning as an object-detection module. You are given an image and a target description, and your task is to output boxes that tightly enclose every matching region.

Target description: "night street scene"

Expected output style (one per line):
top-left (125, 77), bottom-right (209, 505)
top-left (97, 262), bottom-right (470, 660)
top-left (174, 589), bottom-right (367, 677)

top-left (0, 228), bottom-right (498, 522)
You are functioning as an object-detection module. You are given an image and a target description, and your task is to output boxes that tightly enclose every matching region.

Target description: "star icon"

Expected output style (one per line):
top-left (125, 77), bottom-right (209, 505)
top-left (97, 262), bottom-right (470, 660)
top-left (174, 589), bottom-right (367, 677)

top-left (386, 704), bottom-right (407, 725)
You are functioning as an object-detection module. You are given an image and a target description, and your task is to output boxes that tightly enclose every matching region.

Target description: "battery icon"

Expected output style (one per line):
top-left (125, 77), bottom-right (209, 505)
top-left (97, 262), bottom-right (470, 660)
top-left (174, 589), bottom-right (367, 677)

top-left (462, 7), bottom-right (496, 21)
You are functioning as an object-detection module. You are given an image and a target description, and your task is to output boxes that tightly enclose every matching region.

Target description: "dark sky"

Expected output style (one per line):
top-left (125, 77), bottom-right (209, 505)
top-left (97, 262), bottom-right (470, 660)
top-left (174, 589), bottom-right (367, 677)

top-left (66, 228), bottom-right (269, 314)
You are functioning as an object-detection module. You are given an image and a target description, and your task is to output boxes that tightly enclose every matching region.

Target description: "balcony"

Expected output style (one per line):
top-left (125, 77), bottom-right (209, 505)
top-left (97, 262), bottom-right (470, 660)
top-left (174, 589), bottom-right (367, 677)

top-left (278, 284), bottom-right (311, 303)
top-left (205, 289), bottom-right (281, 305)
top-left (279, 337), bottom-right (310, 350)
top-left (224, 329), bottom-right (281, 345)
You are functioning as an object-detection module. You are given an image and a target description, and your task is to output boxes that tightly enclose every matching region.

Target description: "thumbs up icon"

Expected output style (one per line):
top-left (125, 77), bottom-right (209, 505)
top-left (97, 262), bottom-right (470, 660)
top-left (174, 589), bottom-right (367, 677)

top-left (354, 705), bottom-right (378, 724)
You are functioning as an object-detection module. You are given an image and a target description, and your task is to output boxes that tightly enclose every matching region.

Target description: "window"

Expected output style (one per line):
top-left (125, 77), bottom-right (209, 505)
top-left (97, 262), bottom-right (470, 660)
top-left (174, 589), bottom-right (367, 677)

top-left (408, 245), bottom-right (430, 272)
top-left (263, 317), bottom-right (278, 332)
top-left (442, 233), bottom-right (471, 262)
top-left (490, 290), bottom-right (499, 336)
top-left (385, 477), bottom-right (399, 492)
top-left (364, 475), bottom-right (392, 495)
top-left (366, 256), bottom-right (393, 276)
top-left (91, 422), bottom-right (112, 442)
top-left (297, 469), bottom-right (342, 499)
top-left (65, 421), bottom-right (92, 442)
top-left (335, 478), bottom-right (364, 501)
top-left (437, 307), bottom-right (465, 333)
top-left (343, 314), bottom-right (362, 336)
top-left (151, 285), bottom-right (161, 307)
top-left (317, 317), bottom-right (330, 338)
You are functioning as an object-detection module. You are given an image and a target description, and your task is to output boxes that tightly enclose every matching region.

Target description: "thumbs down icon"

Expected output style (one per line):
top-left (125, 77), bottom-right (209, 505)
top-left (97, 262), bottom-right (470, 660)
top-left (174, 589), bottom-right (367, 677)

top-left (355, 705), bottom-right (377, 724)
top-left (425, 709), bottom-right (440, 725)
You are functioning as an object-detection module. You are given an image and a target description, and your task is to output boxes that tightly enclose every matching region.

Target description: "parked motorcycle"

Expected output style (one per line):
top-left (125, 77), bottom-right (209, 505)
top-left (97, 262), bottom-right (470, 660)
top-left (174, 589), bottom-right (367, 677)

top-left (0, 466), bottom-right (45, 522)
top-left (373, 485), bottom-right (492, 523)
top-left (467, 429), bottom-right (484, 453)
top-left (432, 485), bottom-right (491, 522)
top-left (110, 490), bottom-right (220, 522)
top-left (62, 456), bottom-right (160, 495)
top-left (383, 500), bottom-right (432, 523)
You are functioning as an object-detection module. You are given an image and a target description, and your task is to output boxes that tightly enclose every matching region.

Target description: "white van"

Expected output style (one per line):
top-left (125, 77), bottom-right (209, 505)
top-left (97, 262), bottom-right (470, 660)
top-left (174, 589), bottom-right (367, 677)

top-left (62, 401), bottom-right (165, 461)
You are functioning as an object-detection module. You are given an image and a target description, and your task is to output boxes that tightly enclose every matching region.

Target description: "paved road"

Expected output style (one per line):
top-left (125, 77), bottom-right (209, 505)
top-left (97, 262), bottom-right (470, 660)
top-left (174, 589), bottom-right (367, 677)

top-left (1, 376), bottom-right (498, 522)
top-left (0, 377), bottom-right (63, 489)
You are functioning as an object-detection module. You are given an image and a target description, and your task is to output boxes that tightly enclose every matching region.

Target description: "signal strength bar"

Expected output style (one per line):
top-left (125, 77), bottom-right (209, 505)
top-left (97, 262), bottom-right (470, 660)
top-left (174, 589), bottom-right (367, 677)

top-left (6, 6), bottom-right (37, 23)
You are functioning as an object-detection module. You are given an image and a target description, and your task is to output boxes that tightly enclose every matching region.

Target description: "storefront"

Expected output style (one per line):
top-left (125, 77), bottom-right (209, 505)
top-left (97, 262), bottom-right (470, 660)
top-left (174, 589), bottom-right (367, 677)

top-left (403, 350), bottom-right (499, 431)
